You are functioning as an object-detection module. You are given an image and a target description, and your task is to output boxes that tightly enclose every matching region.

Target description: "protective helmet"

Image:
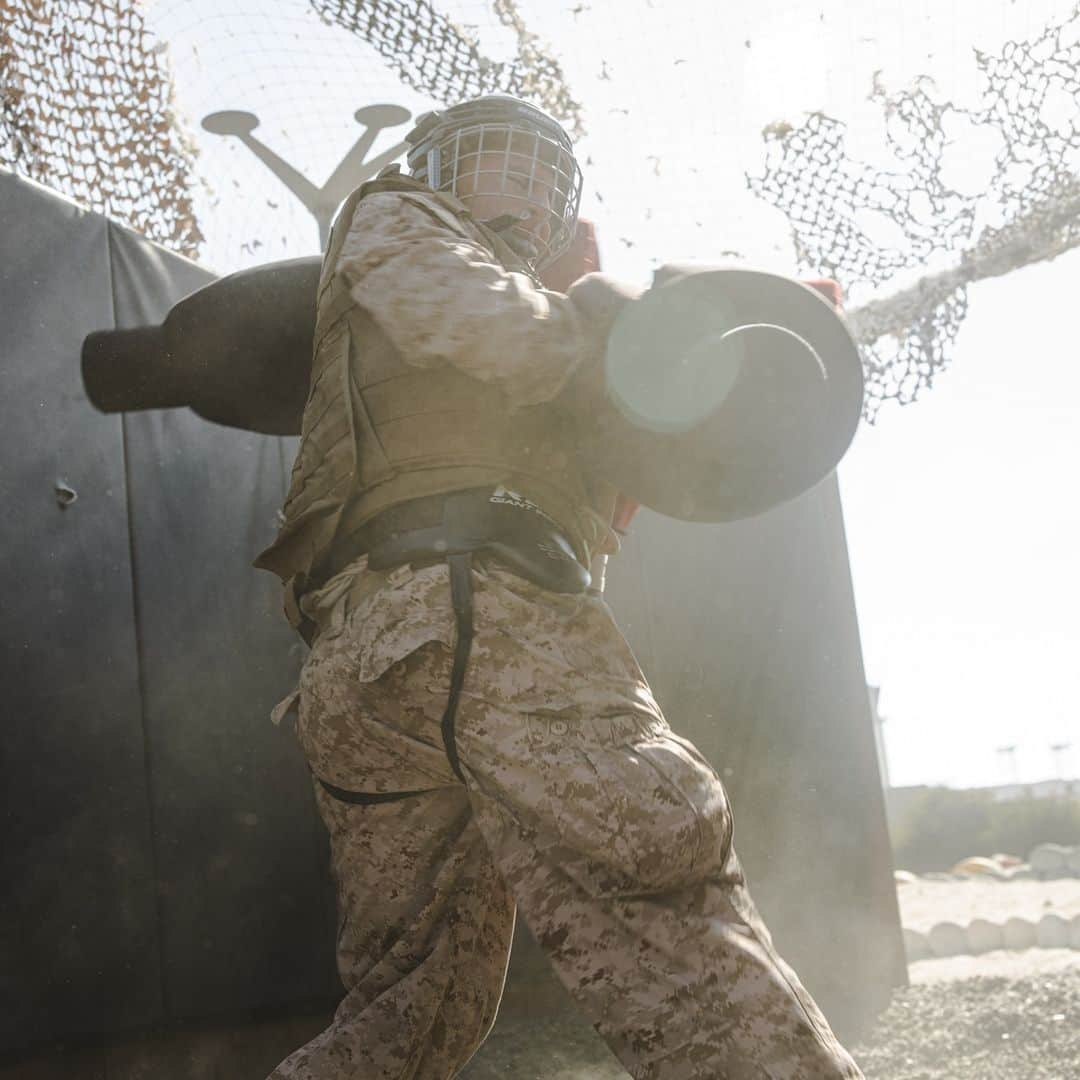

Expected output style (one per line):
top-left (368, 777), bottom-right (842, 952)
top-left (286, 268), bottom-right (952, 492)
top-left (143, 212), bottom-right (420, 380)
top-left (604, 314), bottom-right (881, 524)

top-left (405, 94), bottom-right (583, 269)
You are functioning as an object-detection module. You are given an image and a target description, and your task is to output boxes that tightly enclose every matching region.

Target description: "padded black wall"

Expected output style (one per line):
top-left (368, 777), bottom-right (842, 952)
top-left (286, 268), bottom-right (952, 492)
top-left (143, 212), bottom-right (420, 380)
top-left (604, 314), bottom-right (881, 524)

top-left (1, 173), bottom-right (163, 1048)
top-left (0, 173), bottom-right (338, 1056)
top-left (108, 223), bottom-right (336, 1022)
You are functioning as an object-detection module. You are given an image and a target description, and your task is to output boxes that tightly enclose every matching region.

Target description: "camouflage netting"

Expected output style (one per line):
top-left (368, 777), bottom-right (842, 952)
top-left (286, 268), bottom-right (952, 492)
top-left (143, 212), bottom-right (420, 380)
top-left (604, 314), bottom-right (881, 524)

top-left (749, 3), bottom-right (1080, 420)
top-left (0, 0), bottom-right (579, 260)
top-left (0, 0), bottom-right (202, 256)
top-left (308, 0), bottom-right (583, 135)
top-left (6, 0), bottom-right (1079, 424)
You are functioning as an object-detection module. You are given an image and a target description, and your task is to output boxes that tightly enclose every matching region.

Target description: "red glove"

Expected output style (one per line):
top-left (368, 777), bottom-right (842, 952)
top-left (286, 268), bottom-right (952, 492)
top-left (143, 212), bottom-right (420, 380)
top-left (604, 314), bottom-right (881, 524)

top-left (612, 493), bottom-right (641, 535)
top-left (539, 219), bottom-right (602, 293)
top-left (801, 277), bottom-right (844, 309)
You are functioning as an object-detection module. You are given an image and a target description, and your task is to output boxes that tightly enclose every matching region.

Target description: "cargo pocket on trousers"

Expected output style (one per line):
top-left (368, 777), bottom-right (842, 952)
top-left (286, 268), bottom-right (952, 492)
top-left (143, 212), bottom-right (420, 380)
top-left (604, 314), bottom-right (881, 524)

top-left (649, 731), bottom-right (735, 874)
top-left (621, 731), bottom-right (734, 890)
top-left (542, 735), bottom-right (732, 897)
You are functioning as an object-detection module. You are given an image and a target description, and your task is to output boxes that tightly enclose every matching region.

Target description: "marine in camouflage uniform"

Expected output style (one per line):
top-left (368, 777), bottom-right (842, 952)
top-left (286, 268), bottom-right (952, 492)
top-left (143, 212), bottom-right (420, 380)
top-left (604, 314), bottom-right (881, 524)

top-left (259, 97), bottom-right (864, 1079)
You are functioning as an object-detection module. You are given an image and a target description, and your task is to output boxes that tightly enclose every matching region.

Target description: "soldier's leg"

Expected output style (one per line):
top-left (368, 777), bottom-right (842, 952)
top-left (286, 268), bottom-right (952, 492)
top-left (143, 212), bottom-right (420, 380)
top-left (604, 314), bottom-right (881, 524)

top-left (465, 729), bottom-right (862, 1080)
top-left (269, 640), bottom-right (515, 1080)
top-left (474, 790), bottom-right (859, 1080)
top-left (269, 785), bottom-right (515, 1080)
top-left (456, 565), bottom-right (863, 1079)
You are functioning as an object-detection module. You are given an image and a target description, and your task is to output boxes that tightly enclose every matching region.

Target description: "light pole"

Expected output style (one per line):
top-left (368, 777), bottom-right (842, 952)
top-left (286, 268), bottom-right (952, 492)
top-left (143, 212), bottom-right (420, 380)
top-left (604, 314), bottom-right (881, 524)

top-left (996, 744), bottom-right (1018, 785)
top-left (1049, 742), bottom-right (1072, 782)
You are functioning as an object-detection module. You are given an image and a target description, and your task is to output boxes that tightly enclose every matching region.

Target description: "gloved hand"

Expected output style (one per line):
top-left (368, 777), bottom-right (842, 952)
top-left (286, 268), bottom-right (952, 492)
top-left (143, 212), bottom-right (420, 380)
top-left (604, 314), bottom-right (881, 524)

top-left (566, 272), bottom-right (644, 333)
top-left (556, 273), bottom-right (644, 415)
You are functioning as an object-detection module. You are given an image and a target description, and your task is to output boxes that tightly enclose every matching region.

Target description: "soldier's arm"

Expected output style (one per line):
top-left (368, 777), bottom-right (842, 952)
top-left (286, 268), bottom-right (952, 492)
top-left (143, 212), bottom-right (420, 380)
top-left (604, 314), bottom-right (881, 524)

top-left (334, 191), bottom-right (603, 408)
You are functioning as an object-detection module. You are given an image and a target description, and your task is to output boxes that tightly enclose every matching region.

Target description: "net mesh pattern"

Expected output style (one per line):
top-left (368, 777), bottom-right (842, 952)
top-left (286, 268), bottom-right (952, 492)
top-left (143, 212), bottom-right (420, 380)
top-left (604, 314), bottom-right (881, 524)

top-left (308, 0), bottom-right (583, 135)
top-left (4, 0), bottom-right (1077, 425)
top-left (0, 0), bottom-right (202, 256)
top-left (749, 4), bottom-right (1080, 419)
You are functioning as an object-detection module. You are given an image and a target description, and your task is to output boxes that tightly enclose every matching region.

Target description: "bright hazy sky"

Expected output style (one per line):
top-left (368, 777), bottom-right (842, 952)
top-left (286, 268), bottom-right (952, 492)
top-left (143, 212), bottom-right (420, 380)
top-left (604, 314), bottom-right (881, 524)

top-left (148, 0), bottom-right (1079, 789)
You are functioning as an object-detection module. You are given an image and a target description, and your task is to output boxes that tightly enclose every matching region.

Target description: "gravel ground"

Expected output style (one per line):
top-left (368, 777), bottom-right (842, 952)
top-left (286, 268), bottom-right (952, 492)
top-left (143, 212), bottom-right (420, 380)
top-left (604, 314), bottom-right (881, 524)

top-left (853, 965), bottom-right (1080, 1079)
top-left (461, 1008), bottom-right (626, 1080)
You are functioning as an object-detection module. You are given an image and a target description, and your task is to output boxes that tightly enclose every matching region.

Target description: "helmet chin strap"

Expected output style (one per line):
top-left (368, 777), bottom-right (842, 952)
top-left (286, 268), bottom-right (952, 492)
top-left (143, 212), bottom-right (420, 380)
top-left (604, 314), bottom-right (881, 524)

top-left (481, 211), bottom-right (541, 262)
top-left (483, 212), bottom-right (522, 232)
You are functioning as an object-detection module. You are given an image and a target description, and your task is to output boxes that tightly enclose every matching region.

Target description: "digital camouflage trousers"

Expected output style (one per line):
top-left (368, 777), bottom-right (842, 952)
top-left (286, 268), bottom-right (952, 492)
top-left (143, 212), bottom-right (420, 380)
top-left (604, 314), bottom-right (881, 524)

top-left (267, 555), bottom-right (863, 1080)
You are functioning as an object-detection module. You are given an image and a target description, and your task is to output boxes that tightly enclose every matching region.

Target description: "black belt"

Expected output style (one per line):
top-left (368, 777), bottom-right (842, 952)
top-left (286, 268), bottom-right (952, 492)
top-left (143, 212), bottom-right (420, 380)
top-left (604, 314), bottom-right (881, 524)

top-left (313, 489), bottom-right (590, 805)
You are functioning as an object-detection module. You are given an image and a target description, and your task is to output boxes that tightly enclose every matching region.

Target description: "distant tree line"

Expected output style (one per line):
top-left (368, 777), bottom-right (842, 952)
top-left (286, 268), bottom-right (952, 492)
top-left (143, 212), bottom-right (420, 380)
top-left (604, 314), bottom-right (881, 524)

top-left (889, 787), bottom-right (1080, 872)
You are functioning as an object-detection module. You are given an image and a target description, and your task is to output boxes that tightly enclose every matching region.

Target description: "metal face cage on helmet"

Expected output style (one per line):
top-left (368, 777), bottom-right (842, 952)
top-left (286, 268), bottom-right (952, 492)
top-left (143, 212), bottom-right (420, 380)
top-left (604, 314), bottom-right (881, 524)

top-left (406, 95), bottom-right (583, 269)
